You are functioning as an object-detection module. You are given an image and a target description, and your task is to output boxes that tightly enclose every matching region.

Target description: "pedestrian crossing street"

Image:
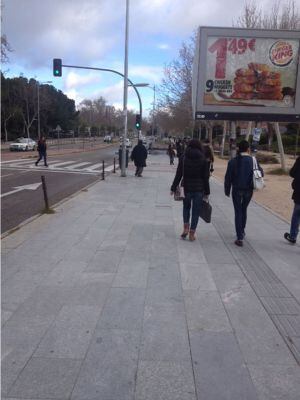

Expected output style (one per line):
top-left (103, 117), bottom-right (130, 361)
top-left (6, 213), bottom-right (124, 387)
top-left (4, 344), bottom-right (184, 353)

top-left (1, 158), bottom-right (118, 175)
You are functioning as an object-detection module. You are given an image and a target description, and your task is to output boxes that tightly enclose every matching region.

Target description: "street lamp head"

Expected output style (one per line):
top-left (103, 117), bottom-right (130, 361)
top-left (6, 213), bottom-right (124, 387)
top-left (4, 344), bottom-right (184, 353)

top-left (128, 83), bottom-right (149, 87)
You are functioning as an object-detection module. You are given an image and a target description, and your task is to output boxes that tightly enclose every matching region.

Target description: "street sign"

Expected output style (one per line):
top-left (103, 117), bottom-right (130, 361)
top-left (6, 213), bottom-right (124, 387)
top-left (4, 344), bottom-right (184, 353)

top-left (252, 127), bottom-right (262, 141)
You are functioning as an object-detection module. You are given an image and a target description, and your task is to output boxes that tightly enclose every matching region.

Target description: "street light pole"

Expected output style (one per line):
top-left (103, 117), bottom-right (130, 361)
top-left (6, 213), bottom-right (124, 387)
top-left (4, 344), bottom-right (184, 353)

top-left (121, 0), bottom-right (130, 177)
top-left (37, 80), bottom-right (52, 139)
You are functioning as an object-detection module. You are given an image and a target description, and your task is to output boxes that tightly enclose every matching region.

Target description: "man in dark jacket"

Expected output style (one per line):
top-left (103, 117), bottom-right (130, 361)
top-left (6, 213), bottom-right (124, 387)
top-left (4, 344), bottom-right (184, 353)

top-left (35, 136), bottom-right (48, 167)
top-left (284, 156), bottom-right (300, 244)
top-left (131, 140), bottom-right (148, 177)
top-left (224, 140), bottom-right (263, 247)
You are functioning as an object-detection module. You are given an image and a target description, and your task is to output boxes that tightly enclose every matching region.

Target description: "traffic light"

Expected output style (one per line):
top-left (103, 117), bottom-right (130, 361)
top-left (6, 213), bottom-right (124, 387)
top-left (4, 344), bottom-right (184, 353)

top-left (135, 114), bottom-right (141, 130)
top-left (53, 59), bottom-right (62, 77)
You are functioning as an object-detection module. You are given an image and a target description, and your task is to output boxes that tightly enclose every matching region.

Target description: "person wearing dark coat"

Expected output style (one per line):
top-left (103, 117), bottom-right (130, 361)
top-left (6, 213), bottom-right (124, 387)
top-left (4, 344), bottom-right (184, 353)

top-left (131, 140), bottom-right (148, 177)
top-left (176, 139), bottom-right (184, 159)
top-left (224, 140), bottom-right (264, 247)
top-left (167, 143), bottom-right (176, 165)
top-left (284, 156), bottom-right (300, 244)
top-left (170, 139), bottom-right (210, 241)
top-left (35, 136), bottom-right (48, 167)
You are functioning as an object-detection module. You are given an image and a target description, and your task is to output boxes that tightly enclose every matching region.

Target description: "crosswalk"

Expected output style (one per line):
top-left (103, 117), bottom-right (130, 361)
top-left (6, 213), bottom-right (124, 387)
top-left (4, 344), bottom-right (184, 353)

top-left (1, 158), bottom-right (118, 175)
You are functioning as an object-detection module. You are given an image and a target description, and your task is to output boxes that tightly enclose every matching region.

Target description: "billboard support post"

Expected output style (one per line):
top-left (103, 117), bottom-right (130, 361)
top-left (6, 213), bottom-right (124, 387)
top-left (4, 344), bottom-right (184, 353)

top-left (230, 121), bottom-right (237, 159)
top-left (274, 122), bottom-right (287, 172)
top-left (221, 120), bottom-right (226, 158)
top-left (246, 121), bottom-right (252, 141)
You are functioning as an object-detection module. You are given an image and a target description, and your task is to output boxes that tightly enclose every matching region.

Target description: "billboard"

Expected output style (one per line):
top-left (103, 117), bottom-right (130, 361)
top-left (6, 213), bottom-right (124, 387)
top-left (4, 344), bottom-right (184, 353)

top-left (192, 27), bottom-right (300, 121)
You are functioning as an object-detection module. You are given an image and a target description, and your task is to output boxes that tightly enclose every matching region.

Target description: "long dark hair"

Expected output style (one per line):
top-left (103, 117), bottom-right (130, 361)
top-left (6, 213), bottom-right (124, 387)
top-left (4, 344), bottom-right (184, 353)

top-left (187, 139), bottom-right (203, 152)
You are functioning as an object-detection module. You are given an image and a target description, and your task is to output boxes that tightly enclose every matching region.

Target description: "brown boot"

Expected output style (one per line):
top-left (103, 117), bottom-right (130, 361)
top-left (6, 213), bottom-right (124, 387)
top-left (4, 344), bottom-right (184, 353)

top-left (181, 223), bottom-right (189, 239)
top-left (189, 229), bottom-right (196, 241)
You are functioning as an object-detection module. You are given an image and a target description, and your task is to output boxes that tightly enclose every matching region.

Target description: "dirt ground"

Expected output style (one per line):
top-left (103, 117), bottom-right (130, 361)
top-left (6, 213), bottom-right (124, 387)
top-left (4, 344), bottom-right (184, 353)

top-left (212, 153), bottom-right (297, 222)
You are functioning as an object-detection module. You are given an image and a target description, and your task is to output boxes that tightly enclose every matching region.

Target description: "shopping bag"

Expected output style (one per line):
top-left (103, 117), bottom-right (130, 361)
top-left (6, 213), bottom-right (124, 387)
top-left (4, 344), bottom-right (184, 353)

top-left (252, 157), bottom-right (265, 191)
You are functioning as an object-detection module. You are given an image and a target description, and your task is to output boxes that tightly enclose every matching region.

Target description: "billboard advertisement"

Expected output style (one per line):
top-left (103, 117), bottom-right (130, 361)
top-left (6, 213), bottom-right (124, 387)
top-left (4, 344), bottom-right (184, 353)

top-left (192, 27), bottom-right (300, 121)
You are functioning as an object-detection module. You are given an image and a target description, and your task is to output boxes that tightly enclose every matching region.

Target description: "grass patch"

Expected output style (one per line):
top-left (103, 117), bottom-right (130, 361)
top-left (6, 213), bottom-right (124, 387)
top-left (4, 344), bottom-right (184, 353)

top-left (41, 207), bottom-right (55, 214)
top-left (268, 168), bottom-right (289, 175)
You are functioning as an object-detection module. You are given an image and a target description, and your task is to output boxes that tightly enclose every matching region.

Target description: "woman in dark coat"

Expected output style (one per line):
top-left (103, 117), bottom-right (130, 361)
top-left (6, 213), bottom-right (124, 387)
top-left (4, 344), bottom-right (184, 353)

top-left (284, 156), bottom-right (300, 244)
top-left (131, 140), bottom-right (148, 177)
top-left (170, 139), bottom-right (210, 241)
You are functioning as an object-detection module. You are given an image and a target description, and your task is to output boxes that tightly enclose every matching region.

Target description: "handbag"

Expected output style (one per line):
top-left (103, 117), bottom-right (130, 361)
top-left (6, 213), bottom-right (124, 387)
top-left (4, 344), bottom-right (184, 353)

top-left (199, 199), bottom-right (212, 223)
top-left (174, 184), bottom-right (184, 201)
top-left (252, 156), bottom-right (265, 190)
top-left (174, 156), bottom-right (185, 201)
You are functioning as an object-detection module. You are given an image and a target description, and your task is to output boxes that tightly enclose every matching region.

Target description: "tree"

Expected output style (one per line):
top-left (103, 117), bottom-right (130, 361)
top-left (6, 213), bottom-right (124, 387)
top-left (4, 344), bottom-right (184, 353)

top-left (234, 0), bottom-right (300, 29)
top-left (157, 37), bottom-right (195, 134)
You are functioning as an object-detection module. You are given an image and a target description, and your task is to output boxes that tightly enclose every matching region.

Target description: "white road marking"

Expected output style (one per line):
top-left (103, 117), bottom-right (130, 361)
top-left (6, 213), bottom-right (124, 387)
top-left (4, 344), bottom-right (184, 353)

top-left (85, 163), bottom-right (103, 171)
top-left (0, 160), bottom-right (118, 176)
top-left (1, 182), bottom-right (42, 198)
top-left (2, 173), bottom-right (14, 178)
top-left (48, 161), bottom-right (76, 168)
top-left (65, 162), bottom-right (92, 169)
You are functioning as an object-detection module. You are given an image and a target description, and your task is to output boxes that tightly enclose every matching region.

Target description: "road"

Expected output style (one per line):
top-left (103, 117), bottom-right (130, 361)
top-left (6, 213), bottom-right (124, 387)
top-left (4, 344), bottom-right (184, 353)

top-left (1, 144), bottom-right (120, 234)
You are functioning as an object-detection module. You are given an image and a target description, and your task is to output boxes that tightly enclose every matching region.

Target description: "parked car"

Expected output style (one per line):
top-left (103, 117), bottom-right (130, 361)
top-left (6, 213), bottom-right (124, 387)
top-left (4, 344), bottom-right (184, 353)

top-left (119, 138), bottom-right (132, 148)
top-left (104, 135), bottom-right (112, 143)
top-left (10, 138), bottom-right (37, 151)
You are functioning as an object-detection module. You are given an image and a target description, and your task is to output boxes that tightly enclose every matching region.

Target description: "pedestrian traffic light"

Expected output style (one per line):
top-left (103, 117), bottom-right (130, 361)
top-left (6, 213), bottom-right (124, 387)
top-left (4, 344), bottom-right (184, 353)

top-left (53, 59), bottom-right (62, 77)
top-left (135, 114), bottom-right (141, 130)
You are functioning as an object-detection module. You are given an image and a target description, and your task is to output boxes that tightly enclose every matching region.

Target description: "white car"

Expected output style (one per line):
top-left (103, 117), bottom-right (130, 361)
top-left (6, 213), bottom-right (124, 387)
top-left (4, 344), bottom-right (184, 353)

top-left (10, 138), bottom-right (37, 151)
top-left (104, 135), bottom-right (112, 143)
top-left (119, 138), bottom-right (132, 148)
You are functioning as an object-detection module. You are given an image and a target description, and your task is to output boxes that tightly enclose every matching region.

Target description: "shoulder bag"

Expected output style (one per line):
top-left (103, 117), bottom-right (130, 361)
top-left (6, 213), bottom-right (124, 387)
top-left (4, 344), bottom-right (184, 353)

top-left (252, 156), bottom-right (265, 190)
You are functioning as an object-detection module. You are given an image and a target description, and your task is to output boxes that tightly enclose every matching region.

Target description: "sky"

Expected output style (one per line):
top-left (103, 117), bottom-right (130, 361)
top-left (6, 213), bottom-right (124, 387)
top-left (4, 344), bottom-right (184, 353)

top-left (2, 0), bottom-right (277, 116)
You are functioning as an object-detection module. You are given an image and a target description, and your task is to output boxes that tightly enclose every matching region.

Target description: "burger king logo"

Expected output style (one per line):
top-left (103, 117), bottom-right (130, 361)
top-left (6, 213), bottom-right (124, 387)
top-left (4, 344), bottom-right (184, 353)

top-left (269, 41), bottom-right (293, 67)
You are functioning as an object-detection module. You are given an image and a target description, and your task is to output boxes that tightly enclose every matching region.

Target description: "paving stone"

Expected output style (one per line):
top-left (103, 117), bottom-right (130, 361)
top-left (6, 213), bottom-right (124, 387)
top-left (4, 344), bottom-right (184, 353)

top-left (180, 263), bottom-right (216, 291)
top-left (71, 329), bottom-right (139, 400)
top-left (209, 263), bottom-right (248, 295)
top-left (8, 357), bottom-right (82, 399)
top-left (113, 259), bottom-right (149, 288)
top-left (135, 360), bottom-right (196, 400)
top-left (184, 290), bottom-right (232, 333)
top-left (2, 315), bottom-right (54, 396)
top-left (248, 364), bottom-right (300, 400)
top-left (221, 285), bottom-right (297, 365)
top-left (86, 249), bottom-right (124, 273)
top-left (34, 305), bottom-right (101, 359)
top-left (97, 287), bottom-right (145, 331)
top-left (200, 239), bottom-right (236, 264)
top-left (140, 306), bottom-right (190, 361)
top-left (190, 331), bottom-right (259, 400)
top-left (176, 240), bottom-right (207, 264)
top-left (146, 284), bottom-right (185, 313)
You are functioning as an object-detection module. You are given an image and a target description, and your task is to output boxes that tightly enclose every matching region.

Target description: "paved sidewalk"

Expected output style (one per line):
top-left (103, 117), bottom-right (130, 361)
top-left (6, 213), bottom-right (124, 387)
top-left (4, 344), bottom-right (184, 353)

top-left (2, 152), bottom-right (300, 400)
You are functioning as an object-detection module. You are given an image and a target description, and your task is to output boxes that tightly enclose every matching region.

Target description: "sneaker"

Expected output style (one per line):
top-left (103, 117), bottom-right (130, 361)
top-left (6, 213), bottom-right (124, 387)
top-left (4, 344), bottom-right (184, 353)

top-left (35, 162), bottom-right (38, 166)
top-left (234, 240), bottom-right (243, 247)
top-left (284, 232), bottom-right (296, 244)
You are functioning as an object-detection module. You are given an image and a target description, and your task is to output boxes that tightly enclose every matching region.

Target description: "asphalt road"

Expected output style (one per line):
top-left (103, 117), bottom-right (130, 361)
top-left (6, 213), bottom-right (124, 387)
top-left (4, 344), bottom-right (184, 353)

top-left (1, 144), bottom-right (120, 234)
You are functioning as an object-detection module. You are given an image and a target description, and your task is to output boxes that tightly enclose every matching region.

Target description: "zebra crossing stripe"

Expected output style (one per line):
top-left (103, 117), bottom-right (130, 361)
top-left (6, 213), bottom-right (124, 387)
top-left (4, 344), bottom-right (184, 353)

top-left (49, 161), bottom-right (77, 168)
top-left (65, 162), bottom-right (92, 169)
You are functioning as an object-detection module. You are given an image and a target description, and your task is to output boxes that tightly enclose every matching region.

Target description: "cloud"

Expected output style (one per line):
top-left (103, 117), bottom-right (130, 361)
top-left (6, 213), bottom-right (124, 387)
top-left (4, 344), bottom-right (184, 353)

top-left (64, 72), bottom-right (101, 90)
top-left (157, 44), bottom-right (170, 50)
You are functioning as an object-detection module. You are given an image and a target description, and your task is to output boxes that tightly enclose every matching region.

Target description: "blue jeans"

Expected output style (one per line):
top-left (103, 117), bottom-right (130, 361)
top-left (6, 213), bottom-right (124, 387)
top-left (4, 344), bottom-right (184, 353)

top-left (36, 151), bottom-right (47, 166)
top-left (183, 192), bottom-right (203, 230)
top-left (232, 189), bottom-right (253, 240)
top-left (290, 203), bottom-right (300, 240)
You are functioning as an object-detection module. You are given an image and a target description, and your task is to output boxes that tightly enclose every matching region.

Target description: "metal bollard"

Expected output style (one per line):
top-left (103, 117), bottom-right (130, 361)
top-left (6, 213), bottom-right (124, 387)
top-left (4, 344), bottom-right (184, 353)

top-left (41, 175), bottom-right (50, 210)
top-left (113, 157), bottom-right (116, 173)
top-left (102, 160), bottom-right (105, 180)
